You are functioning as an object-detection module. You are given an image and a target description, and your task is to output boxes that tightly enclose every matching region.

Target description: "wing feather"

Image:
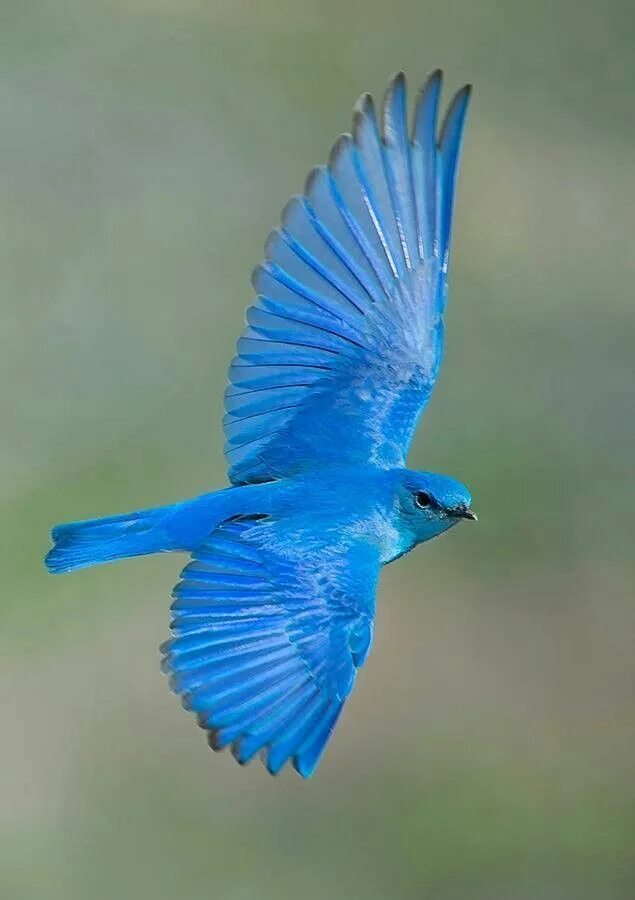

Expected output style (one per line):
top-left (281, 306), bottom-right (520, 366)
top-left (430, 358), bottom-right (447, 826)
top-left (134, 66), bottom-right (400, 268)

top-left (224, 72), bottom-right (471, 484)
top-left (162, 516), bottom-right (379, 777)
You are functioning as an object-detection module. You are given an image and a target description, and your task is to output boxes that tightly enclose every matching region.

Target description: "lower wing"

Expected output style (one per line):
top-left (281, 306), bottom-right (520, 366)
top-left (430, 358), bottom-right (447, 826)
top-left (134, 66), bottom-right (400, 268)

top-left (161, 514), bottom-right (380, 777)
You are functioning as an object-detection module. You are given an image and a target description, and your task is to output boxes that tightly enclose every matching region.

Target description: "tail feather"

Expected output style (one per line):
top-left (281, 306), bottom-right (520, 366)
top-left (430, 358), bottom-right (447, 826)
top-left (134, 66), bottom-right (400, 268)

top-left (45, 507), bottom-right (166, 574)
top-left (45, 484), bottom-right (269, 575)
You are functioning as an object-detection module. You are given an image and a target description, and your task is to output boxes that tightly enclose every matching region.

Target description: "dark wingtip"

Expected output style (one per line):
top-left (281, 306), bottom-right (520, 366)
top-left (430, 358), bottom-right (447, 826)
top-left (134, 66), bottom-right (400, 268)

top-left (352, 91), bottom-right (377, 145)
top-left (457, 83), bottom-right (474, 107)
top-left (381, 70), bottom-right (408, 137)
top-left (303, 164), bottom-right (326, 199)
top-left (389, 69), bottom-right (407, 88)
top-left (438, 82), bottom-right (472, 150)
top-left (418, 68), bottom-right (444, 102)
top-left (353, 91), bottom-right (374, 118)
top-left (327, 132), bottom-right (352, 170)
top-left (425, 68), bottom-right (443, 87)
top-left (411, 69), bottom-right (444, 145)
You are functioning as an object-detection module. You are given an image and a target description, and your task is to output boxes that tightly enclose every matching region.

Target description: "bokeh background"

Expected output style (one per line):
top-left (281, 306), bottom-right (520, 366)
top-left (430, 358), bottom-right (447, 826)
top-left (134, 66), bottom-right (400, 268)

top-left (2, 1), bottom-right (634, 898)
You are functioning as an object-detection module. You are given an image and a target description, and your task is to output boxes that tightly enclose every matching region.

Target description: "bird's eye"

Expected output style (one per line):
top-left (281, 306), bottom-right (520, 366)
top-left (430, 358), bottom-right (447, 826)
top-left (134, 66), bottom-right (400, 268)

top-left (415, 491), bottom-right (433, 509)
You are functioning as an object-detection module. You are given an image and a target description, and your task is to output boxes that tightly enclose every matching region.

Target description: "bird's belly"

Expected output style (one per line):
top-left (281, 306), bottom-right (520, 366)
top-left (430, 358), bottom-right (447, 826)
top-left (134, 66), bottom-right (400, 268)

top-left (347, 509), bottom-right (414, 565)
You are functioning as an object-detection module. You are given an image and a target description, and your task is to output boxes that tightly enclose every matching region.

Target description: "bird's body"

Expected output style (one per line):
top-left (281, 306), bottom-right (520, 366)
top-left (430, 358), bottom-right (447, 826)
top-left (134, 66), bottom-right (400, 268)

top-left (46, 71), bottom-right (476, 777)
top-left (47, 466), bottom-right (471, 571)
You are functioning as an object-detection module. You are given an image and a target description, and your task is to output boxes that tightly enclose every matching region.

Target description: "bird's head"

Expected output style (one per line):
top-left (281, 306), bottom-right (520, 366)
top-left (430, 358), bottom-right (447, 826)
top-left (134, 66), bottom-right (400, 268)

top-left (393, 470), bottom-right (476, 552)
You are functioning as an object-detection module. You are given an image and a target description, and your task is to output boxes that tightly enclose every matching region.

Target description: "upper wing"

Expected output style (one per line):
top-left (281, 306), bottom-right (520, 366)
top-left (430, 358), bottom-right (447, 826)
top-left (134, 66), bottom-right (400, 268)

top-left (224, 71), bottom-right (471, 485)
top-left (161, 515), bottom-right (379, 777)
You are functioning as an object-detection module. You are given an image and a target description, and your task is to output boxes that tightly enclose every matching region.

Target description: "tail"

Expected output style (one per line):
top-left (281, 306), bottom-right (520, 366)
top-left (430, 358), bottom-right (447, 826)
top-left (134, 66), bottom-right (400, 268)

top-left (45, 505), bottom-right (174, 574)
top-left (44, 484), bottom-right (266, 575)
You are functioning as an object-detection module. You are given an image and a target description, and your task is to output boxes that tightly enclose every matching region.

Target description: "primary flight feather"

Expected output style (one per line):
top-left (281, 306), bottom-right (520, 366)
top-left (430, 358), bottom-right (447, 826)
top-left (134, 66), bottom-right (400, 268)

top-left (46, 71), bottom-right (475, 778)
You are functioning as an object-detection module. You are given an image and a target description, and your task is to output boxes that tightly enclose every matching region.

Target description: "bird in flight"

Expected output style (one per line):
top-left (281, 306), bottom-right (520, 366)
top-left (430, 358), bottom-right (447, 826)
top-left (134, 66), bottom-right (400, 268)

top-left (46, 71), bottom-right (476, 778)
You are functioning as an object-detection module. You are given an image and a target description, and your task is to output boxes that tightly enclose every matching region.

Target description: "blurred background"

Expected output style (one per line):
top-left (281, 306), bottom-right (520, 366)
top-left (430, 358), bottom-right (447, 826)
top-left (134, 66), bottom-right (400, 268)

top-left (1, 1), bottom-right (634, 898)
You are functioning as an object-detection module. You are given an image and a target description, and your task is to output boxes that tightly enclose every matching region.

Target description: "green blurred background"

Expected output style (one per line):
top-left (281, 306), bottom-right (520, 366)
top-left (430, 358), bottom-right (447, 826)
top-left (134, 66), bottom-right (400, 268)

top-left (2, 1), bottom-right (634, 898)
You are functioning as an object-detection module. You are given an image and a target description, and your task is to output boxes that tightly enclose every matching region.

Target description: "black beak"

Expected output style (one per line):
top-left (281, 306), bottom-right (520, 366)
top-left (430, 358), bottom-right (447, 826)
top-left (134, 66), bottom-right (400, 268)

top-left (455, 507), bottom-right (478, 522)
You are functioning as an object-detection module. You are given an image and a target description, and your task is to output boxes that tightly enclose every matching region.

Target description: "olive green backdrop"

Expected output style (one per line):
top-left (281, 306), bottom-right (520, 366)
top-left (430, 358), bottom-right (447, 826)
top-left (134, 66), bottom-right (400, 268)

top-left (2, 1), bottom-right (634, 898)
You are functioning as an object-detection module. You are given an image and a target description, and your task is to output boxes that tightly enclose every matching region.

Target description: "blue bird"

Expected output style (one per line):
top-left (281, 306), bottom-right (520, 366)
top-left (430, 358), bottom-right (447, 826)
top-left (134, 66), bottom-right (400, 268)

top-left (46, 71), bottom-right (476, 777)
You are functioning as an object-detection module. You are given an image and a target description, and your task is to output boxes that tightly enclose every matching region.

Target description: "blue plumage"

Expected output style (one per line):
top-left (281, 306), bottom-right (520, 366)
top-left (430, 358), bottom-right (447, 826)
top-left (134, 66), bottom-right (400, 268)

top-left (45, 73), bottom-right (475, 777)
top-left (164, 511), bottom-right (379, 775)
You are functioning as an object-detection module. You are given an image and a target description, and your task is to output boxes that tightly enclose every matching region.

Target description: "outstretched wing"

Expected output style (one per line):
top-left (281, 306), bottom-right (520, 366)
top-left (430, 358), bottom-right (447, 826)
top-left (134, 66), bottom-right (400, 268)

top-left (161, 516), bottom-right (379, 777)
top-left (224, 71), bottom-right (471, 485)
